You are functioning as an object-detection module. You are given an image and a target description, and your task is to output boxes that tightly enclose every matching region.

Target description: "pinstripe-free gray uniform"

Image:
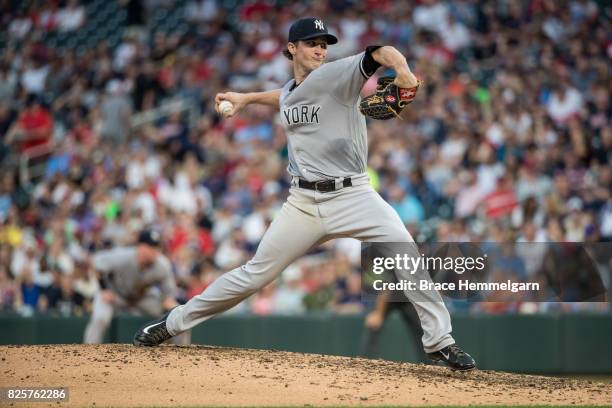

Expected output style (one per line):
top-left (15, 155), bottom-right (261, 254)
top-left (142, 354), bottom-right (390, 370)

top-left (166, 51), bottom-right (455, 353)
top-left (83, 247), bottom-right (175, 344)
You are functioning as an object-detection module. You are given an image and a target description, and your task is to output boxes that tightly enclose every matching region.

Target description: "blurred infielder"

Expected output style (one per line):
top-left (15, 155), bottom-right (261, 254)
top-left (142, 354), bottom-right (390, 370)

top-left (134, 17), bottom-right (475, 370)
top-left (84, 230), bottom-right (187, 344)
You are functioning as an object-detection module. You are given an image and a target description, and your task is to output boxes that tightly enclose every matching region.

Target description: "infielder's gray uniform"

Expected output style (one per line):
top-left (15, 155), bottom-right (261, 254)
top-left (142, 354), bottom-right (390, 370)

top-left (84, 247), bottom-right (176, 344)
top-left (166, 51), bottom-right (455, 353)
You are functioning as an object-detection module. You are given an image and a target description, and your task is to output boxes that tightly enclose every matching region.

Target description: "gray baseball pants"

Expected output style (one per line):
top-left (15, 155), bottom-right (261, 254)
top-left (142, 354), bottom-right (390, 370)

top-left (166, 173), bottom-right (454, 353)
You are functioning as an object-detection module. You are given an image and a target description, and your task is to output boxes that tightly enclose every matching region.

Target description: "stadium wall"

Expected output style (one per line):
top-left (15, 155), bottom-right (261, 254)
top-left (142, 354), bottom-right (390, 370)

top-left (0, 313), bottom-right (610, 374)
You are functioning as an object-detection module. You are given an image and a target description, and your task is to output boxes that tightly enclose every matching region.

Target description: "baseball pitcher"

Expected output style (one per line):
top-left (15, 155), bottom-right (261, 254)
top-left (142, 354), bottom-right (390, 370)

top-left (133, 17), bottom-right (475, 370)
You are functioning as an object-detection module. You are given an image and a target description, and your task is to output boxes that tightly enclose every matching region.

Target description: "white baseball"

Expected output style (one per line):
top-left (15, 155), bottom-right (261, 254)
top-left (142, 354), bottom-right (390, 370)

top-left (218, 100), bottom-right (233, 117)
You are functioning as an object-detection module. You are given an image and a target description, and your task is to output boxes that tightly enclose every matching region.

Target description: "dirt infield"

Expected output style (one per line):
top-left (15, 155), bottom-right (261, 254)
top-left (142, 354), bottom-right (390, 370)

top-left (1, 344), bottom-right (610, 407)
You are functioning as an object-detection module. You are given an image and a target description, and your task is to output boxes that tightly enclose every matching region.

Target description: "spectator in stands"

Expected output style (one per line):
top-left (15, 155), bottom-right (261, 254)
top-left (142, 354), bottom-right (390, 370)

top-left (41, 269), bottom-right (85, 316)
top-left (251, 281), bottom-right (276, 316)
top-left (10, 237), bottom-right (40, 281)
top-left (6, 95), bottom-right (53, 153)
top-left (8, 9), bottom-right (32, 41)
top-left (57, 0), bottom-right (85, 32)
top-left (303, 262), bottom-right (338, 312)
top-left (186, 259), bottom-right (218, 300)
top-left (334, 272), bottom-right (364, 315)
top-left (273, 264), bottom-right (306, 315)
top-left (546, 81), bottom-right (584, 125)
top-left (17, 266), bottom-right (40, 316)
top-left (483, 175), bottom-right (519, 220)
top-left (388, 184), bottom-right (425, 225)
top-left (0, 173), bottom-right (16, 223)
top-left (100, 80), bottom-right (132, 145)
top-left (0, 264), bottom-right (17, 311)
top-left (0, 65), bottom-right (17, 103)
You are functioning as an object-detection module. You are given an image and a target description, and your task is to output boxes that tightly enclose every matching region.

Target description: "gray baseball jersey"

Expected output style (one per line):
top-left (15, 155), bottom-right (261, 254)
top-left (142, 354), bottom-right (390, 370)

top-left (92, 247), bottom-right (175, 300)
top-left (280, 52), bottom-right (372, 181)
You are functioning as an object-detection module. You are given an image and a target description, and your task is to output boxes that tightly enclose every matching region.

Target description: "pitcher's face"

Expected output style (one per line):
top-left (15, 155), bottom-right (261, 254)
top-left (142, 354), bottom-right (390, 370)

top-left (290, 37), bottom-right (328, 73)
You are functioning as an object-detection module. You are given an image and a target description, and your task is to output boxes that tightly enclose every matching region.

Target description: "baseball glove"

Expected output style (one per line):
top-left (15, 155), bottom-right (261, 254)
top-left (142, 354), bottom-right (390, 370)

top-left (359, 76), bottom-right (422, 120)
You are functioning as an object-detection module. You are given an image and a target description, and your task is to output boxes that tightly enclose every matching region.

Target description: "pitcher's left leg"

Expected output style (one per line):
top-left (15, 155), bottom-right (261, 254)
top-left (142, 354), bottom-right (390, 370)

top-left (326, 185), bottom-right (476, 370)
top-left (323, 185), bottom-right (454, 352)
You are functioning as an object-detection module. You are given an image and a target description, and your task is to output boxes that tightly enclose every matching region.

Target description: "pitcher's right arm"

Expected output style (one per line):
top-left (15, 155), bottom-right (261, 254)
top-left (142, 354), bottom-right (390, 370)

top-left (215, 89), bottom-right (281, 117)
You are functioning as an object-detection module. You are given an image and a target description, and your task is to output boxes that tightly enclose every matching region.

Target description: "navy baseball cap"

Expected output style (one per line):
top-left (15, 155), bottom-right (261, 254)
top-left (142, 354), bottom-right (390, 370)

top-left (288, 17), bottom-right (338, 45)
top-left (138, 229), bottom-right (161, 247)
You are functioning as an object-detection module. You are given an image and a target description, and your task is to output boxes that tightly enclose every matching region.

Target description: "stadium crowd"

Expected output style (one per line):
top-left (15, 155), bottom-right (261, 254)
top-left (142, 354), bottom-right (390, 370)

top-left (0, 0), bottom-right (610, 317)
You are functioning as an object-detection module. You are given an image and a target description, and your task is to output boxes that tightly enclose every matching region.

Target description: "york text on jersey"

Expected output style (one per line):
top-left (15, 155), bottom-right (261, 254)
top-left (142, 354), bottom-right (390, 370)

top-left (282, 105), bottom-right (321, 126)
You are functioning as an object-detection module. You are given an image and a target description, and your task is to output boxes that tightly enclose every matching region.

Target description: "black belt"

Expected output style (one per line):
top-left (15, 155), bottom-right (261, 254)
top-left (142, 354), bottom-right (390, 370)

top-left (298, 177), bottom-right (352, 192)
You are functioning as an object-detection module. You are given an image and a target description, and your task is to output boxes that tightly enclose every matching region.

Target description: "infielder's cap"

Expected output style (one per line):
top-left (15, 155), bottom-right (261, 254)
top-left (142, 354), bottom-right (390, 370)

top-left (138, 229), bottom-right (161, 247)
top-left (288, 17), bottom-right (338, 45)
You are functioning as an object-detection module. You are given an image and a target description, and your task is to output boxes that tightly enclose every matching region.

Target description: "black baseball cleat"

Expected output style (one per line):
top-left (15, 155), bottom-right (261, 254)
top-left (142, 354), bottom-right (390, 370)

top-left (427, 344), bottom-right (476, 371)
top-left (132, 310), bottom-right (174, 346)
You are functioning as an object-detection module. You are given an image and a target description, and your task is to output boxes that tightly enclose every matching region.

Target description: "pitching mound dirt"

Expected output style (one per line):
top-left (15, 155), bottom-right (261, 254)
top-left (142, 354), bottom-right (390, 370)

top-left (1, 344), bottom-right (610, 407)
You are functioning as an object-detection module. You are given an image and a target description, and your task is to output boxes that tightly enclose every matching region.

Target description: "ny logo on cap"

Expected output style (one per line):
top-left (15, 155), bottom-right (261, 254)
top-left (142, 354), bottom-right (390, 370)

top-left (314, 19), bottom-right (324, 30)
